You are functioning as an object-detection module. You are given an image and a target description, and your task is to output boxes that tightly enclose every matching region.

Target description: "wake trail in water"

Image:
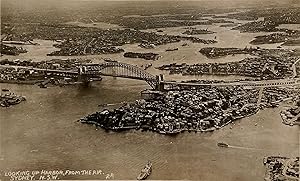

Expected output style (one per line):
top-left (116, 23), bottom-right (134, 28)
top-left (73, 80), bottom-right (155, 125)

top-left (228, 145), bottom-right (269, 151)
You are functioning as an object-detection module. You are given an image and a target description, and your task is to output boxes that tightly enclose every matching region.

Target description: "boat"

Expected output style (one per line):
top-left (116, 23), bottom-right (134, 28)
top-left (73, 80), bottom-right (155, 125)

top-left (137, 161), bottom-right (152, 180)
top-left (217, 142), bottom-right (229, 148)
top-left (182, 43), bottom-right (188, 46)
top-left (166, 48), bottom-right (179, 52)
top-left (1, 89), bottom-right (10, 92)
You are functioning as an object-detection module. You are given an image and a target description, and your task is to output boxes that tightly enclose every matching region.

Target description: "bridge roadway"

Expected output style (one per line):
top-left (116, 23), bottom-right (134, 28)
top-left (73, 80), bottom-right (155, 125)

top-left (1, 64), bottom-right (300, 88)
top-left (163, 78), bottom-right (300, 88)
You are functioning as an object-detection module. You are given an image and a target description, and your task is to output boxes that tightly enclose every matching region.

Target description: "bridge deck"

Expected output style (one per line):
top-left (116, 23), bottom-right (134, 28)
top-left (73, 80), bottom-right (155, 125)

top-left (164, 78), bottom-right (300, 88)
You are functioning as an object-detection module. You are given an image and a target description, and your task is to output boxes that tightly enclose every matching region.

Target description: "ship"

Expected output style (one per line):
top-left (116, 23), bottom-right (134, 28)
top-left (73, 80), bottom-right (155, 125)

top-left (137, 161), bottom-right (152, 180)
top-left (166, 48), bottom-right (179, 52)
top-left (1, 89), bottom-right (10, 93)
top-left (217, 142), bottom-right (229, 148)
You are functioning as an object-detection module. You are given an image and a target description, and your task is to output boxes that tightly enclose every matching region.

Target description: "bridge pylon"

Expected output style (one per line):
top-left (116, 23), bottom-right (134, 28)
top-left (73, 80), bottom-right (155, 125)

top-left (292, 58), bottom-right (300, 78)
top-left (257, 87), bottom-right (264, 105)
top-left (78, 66), bottom-right (90, 86)
top-left (155, 74), bottom-right (165, 91)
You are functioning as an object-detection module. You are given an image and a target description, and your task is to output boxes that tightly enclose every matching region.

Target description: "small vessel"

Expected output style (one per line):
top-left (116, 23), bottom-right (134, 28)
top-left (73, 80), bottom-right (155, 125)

top-left (137, 161), bottom-right (152, 180)
top-left (182, 43), bottom-right (188, 46)
top-left (1, 88), bottom-right (9, 92)
top-left (217, 142), bottom-right (229, 148)
top-left (166, 48), bottom-right (179, 52)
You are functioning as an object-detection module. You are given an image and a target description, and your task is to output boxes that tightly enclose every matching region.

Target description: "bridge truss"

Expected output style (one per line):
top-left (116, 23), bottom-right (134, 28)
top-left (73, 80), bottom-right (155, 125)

top-left (83, 62), bottom-right (159, 89)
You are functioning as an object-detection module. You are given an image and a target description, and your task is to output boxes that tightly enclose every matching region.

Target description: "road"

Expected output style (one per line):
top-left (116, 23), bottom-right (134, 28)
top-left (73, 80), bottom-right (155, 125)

top-left (164, 78), bottom-right (300, 88)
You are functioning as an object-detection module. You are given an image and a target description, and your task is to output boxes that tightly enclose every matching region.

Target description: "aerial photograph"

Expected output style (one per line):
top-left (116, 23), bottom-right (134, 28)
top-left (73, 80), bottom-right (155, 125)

top-left (0, 0), bottom-right (299, 180)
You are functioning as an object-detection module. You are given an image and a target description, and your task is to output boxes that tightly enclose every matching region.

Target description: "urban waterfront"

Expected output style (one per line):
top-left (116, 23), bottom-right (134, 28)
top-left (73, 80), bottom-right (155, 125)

top-left (0, 80), bottom-right (299, 180)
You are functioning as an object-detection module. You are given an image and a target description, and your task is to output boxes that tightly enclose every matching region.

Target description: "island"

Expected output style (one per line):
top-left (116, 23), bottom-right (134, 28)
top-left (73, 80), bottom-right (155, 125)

top-left (123, 52), bottom-right (160, 60)
top-left (182, 29), bottom-right (215, 35)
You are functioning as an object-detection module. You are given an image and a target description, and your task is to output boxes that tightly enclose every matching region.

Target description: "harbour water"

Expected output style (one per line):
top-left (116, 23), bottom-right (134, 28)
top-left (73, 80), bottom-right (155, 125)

top-left (1, 15), bottom-right (287, 64)
top-left (0, 80), bottom-right (298, 180)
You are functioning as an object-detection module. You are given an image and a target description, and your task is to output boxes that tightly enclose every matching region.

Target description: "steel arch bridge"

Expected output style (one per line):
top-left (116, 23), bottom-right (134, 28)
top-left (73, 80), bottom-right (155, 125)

top-left (82, 62), bottom-right (159, 89)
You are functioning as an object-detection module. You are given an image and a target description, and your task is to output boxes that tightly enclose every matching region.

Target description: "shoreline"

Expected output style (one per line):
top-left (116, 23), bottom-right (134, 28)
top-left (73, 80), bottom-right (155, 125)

top-left (0, 80), bottom-right (38, 85)
top-left (78, 108), bottom-right (261, 135)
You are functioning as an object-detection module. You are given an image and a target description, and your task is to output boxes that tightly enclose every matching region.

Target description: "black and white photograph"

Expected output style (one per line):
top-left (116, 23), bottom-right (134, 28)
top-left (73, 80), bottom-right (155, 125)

top-left (0, 0), bottom-right (299, 180)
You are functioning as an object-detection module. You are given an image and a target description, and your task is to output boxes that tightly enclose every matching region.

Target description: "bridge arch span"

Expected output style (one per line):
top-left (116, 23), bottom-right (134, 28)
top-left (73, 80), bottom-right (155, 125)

top-left (83, 62), bottom-right (159, 89)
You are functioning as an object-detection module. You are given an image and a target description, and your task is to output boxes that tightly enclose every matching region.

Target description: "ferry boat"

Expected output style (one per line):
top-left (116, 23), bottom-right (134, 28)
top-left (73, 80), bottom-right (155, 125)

top-left (137, 161), bottom-right (152, 180)
top-left (217, 142), bottom-right (229, 148)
